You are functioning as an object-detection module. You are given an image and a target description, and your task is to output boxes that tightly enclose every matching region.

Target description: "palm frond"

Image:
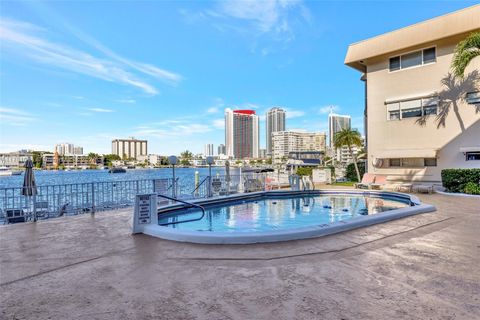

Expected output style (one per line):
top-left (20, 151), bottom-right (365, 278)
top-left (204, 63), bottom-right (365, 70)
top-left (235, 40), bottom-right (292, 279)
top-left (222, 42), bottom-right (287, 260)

top-left (452, 32), bottom-right (480, 78)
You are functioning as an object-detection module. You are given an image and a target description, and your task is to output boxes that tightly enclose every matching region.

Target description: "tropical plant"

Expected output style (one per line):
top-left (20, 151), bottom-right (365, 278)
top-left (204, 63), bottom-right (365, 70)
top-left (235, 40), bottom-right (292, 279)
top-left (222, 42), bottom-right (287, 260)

top-left (452, 32), bottom-right (480, 79)
top-left (296, 167), bottom-right (313, 177)
top-left (179, 150), bottom-right (193, 166)
top-left (333, 128), bottom-right (363, 182)
top-left (103, 154), bottom-right (121, 167)
top-left (87, 152), bottom-right (99, 165)
top-left (346, 162), bottom-right (366, 182)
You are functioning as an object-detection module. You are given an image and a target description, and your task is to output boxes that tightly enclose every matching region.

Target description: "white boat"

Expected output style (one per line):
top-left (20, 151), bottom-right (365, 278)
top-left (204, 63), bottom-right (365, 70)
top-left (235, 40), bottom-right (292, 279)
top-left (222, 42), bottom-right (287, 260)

top-left (0, 167), bottom-right (23, 176)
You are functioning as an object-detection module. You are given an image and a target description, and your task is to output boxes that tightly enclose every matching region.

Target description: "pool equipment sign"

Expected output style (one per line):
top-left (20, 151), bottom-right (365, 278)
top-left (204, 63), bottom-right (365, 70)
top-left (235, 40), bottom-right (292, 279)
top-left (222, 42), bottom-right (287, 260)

top-left (133, 193), bottom-right (157, 234)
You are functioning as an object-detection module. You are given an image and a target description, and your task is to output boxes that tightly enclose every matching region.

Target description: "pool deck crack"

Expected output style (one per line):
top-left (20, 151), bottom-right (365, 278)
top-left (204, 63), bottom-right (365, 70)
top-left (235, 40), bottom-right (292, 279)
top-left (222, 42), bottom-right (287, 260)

top-left (0, 247), bottom-right (136, 287)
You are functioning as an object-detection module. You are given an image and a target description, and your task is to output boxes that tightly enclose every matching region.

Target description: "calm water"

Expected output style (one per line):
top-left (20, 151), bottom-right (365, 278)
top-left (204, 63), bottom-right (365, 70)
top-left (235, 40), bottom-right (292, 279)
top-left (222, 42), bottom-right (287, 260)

top-left (0, 167), bottom-right (232, 189)
top-left (159, 194), bottom-right (411, 232)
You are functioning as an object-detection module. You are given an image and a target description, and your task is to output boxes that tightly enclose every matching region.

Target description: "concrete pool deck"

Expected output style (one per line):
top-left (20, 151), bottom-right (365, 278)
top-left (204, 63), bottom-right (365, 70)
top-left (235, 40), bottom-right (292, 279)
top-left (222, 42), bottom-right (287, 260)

top-left (1, 193), bottom-right (479, 319)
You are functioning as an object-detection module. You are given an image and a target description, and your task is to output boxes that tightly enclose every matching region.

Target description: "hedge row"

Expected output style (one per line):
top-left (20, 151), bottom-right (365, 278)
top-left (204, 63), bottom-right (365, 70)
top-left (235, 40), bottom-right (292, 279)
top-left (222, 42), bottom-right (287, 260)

top-left (441, 169), bottom-right (480, 193)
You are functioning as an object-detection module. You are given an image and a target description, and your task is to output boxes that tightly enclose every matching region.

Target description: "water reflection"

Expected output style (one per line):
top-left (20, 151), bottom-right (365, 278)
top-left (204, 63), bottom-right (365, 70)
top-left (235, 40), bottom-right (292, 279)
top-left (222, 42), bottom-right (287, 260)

top-left (162, 195), bottom-right (410, 232)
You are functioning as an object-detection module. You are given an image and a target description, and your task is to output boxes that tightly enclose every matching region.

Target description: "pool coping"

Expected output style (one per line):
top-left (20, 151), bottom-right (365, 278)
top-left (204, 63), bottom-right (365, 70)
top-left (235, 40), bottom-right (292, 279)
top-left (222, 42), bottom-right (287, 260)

top-left (136, 190), bottom-right (436, 244)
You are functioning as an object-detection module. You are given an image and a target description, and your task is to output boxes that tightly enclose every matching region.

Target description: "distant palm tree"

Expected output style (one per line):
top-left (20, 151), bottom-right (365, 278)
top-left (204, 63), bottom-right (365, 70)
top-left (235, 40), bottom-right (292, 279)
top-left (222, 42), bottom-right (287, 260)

top-left (452, 32), bottom-right (480, 78)
top-left (88, 152), bottom-right (98, 165)
top-left (333, 128), bottom-right (363, 182)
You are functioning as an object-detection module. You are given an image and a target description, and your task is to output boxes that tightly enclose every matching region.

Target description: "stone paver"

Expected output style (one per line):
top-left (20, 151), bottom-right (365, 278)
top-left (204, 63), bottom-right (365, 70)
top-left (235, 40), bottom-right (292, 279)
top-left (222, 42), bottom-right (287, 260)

top-left (0, 193), bottom-right (479, 320)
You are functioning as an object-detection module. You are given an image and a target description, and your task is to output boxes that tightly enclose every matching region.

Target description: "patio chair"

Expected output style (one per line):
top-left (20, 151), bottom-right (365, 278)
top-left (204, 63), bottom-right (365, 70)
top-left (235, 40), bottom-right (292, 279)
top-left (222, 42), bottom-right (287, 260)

top-left (57, 203), bottom-right (78, 217)
top-left (370, 175), bottom-right (388, 190)
top-left (6, 209), bottom-right (26, 224)
top-left (355, 173), bottom-right (375, 189)
top-left (34, 201), bottom-right (50, 219)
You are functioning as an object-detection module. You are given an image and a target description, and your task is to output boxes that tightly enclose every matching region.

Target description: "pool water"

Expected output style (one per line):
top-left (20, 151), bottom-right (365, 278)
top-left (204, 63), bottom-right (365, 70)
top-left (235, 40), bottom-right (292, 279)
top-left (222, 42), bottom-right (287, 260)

top-left (158, 194), bottom-right (411, 232)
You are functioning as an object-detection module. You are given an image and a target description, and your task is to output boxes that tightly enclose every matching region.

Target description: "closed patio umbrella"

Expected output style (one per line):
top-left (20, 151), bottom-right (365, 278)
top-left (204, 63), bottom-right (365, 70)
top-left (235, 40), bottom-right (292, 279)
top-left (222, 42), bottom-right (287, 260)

top-left (22, 159), bottom-right (37, 221)
top-left (225, 160), bottom-right (230, 183)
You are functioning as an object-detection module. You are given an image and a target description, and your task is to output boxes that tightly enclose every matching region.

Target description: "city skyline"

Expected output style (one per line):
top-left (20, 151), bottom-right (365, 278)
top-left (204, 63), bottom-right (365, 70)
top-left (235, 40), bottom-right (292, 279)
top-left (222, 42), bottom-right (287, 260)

top-left (1, 1), bottom-right (476, 154)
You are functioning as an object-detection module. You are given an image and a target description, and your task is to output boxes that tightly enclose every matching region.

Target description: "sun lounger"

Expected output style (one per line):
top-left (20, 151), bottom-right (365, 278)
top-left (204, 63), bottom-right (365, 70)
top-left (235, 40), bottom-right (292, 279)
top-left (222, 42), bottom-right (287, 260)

top-left (370, 175), bottom-right (387, 190)
top-left (355, 173), bottom-right (375, 189)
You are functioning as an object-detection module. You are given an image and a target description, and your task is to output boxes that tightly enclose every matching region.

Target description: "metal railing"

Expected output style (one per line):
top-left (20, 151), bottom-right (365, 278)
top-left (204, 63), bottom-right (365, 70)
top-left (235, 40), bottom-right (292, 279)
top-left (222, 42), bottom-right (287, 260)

top-left (0, 172), bottom-right (276, 224)
top-left (156, 194), bottom-right (206, 226)
top-left (0, 178), bottom-right (175, 223)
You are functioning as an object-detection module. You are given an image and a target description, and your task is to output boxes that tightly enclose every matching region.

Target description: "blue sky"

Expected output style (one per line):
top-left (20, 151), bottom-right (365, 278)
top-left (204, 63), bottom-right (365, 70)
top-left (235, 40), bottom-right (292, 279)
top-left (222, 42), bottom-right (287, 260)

top-left (0, 1), bottom-right (477, 155)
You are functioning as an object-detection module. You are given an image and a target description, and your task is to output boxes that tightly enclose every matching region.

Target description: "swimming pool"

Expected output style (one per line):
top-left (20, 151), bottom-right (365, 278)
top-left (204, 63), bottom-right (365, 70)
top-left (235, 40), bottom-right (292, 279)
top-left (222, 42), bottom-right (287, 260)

top-left (133, 190), bottom-right (436, 244)
top-left (158, 194), bottom-right (411, 232)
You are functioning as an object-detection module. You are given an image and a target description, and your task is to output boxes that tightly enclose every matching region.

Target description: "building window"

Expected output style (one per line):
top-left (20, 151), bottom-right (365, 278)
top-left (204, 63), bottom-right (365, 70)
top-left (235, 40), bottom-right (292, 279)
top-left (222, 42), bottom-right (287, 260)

top-left (389, 158), bottom-right (401, 167)
top-left (389, 47), bottom-right (436, 71)
top-left (389, 56), bottom-right (400, 71)
top-left (466, 152), bottom-right (480, 161)
top-left (423, 47), bottom-right (436, 63)
top-left (386, 96), bottom-right (438, 121)
top-left (424, 158), bottom-right (437, 166)
top-left (389, 110), bottom-right (400, 120)
top-left (402, 107), bottom-right (422, 118)
top-left (466, 91), bottom-right (480, 105)
top-left (401, 51), bottom-right (422, 69)
top-left (387, 158), bottom-right (437, 167)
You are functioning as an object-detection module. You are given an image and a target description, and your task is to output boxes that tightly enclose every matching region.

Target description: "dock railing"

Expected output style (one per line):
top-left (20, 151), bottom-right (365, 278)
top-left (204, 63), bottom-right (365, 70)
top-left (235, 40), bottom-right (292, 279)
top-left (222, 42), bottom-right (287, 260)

top-left (0, 172), bottom-right (279, 224)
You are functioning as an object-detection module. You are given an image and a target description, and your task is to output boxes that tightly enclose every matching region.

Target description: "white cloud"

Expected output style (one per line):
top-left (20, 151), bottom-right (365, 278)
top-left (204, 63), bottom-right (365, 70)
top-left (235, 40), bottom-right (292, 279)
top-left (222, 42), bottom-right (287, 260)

top-left (134, 119), bottom-right (214, 139)
top-left (0, 18), bottom-right (182, 95)
top-left (318, 105), bottom-right (340, 114)
top-left (117, 99), bottom-right (136, 104)
top-left (284, 108), bottom-right (305, 119)
top-left (216, 0), bottom-right (307, 41)
top-left (88, 108), bottom-right (114, 113)
top-left (207, 107), bottom-right (219, 114)
top-left (0, 107), bottom-right (37, 126)
top-left (212, 119), bottom-right (224, 129)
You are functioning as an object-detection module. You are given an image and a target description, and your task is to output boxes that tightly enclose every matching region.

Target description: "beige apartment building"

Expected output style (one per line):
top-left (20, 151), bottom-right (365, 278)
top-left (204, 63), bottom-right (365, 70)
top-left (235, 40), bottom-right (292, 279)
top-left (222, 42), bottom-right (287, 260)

top-left (112, 137), bottom-right (148, 160)
top-left (345, 5), bottom-right (480, 183)
top-left (272, 130), bottom-right (326, 161)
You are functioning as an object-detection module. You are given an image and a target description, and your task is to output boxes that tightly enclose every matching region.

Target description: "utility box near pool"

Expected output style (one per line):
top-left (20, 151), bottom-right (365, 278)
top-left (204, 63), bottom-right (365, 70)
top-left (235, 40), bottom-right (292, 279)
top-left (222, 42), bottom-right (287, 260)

top-left (133, 193), bottom-right (157, 234)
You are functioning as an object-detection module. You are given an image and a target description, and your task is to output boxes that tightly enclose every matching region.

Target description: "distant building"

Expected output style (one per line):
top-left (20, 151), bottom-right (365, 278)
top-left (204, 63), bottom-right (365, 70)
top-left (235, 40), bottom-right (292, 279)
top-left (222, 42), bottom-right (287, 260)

top-left (272, 131), bottom-right (326, 161)
top-left (225, 109), bottom-right (259, 159)
top-left (42, 154), bottom-right (104, 169)
top-left (111, 137), bottom-right (147, 160)
top-left (54, 143), bottom-right (83, 156)
top-left (73, 146), bottom-right (83, 155)
top-left (287, 151), bottom-right (324, 171)
top-left (259, 148), bottom-right (267, 159)
top-left (217, 144), bottom-right (226, 156)
top-left (328, 114), bottom-right (351, 148)
top-left (345, 5), bottom-right (480, 183)
top-left (266, 107), bottom-right (286, 155)
top-left (204, 144), bottom-right (214, 156)
top-left (148, 154), bottom-right (161, 166)
top-left (0, 152), bottom-right (32, 168)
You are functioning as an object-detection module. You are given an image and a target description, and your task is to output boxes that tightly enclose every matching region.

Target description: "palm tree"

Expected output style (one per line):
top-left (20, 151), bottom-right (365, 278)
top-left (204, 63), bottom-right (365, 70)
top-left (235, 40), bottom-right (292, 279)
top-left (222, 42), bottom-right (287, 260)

top-left (333, 128), bottom-right (363, 182)
top-left (87, 152), bottom-right (98, 165)
top-left (452, 32), bottom-right (480, 79)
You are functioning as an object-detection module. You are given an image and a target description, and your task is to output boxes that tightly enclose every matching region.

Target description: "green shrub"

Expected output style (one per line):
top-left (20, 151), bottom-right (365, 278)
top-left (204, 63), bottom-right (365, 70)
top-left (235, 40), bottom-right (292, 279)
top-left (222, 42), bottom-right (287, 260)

top-left (296, 167), bottom-right (313, 177)
top-left (345, 162), bottom-right (366, 182)
top-left (464, 182), bottom-right (480, 195)
top-left (441, 169), bottom-right (480, 193)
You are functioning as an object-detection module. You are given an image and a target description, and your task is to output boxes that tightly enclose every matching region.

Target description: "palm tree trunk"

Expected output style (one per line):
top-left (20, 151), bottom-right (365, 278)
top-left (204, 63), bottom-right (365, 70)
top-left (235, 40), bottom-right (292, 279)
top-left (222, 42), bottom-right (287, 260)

top-left (349, 145), bottom-right (361, 182)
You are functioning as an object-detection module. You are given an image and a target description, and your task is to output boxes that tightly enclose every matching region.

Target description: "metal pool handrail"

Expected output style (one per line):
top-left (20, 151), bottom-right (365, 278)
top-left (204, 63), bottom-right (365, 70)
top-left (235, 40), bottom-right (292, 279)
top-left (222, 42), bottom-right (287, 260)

top-left (156, 194), bottom-right (206, 226)
top-left (191, 176), bottom-right (209, 195)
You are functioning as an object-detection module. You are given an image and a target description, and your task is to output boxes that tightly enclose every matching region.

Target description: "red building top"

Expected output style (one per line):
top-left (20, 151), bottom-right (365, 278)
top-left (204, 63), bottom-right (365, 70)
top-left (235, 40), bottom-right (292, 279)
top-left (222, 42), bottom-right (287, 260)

top-left (233, 110), bottom-right (256, 115)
